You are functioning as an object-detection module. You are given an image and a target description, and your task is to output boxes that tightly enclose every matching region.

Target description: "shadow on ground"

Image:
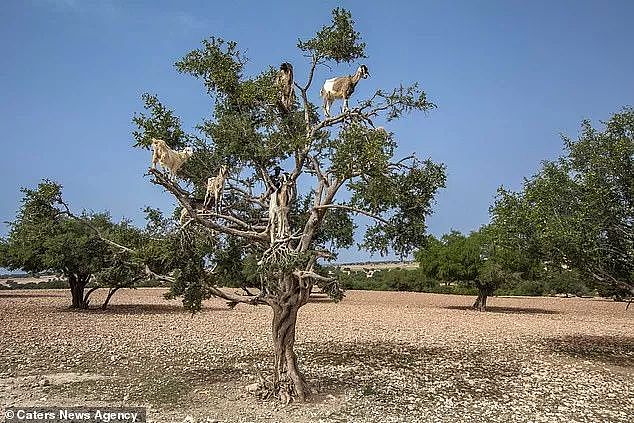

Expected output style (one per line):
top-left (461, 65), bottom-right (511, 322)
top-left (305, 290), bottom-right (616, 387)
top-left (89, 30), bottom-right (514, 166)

top-left (0, 291), bottom-right (65, 298)
top-left (55, 303), bottom-right (233, 315)
top-left (544, 335), bottom-right (634, 367)
top-left (444, 305), bottom-right (560, 315)
top-left (307, 295), bottom-right (336, 303)
top-left (301, 340), bottom-right (522, 399)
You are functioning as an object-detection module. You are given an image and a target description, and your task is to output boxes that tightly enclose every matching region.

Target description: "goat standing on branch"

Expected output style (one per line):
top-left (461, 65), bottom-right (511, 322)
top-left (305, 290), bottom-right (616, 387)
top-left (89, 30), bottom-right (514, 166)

top-left (268, 173), bottom-right (293, 244)
top-left (150, 138), bottom-right (193, 181)
top-left (275, 62), bottom-right (296, 114)
top-left (320, 64), bottom-right (369, 117)
top-left (204, 165), bottom-right (229, 211)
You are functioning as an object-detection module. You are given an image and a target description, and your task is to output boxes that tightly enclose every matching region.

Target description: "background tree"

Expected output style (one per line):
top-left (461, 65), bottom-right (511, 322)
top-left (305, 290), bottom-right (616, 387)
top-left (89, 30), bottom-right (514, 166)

top-left (416, 231), bottom-right (479, 286)
top-left (416, 228), bottom-right (524, 311)
top-left (0, 181), bottom-right (149, 309)
top-left (490, 108), bottom-right (634, 300)
top-left (131, 8), bottom-right (445, 401)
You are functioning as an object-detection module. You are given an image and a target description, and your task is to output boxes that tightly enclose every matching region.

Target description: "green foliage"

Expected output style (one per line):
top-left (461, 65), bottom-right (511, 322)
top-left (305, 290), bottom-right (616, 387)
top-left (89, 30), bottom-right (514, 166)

top-left (297, 8), bottom-right (366, 63)
top-left (337, 267), bottom-right (479, 295)
top-left (542, 269), bottom-right (591, 297)
top-left (352, 159), bottom-right (447, 257)
top-left (132, 93), bottom-right (189, 150)
top-left (415, 227), bottom-right (525, 303)
top-left (175, 37), bottom-right (247, 97)
top-left (490, 107), bottom-right (634, 297)
top-left (1, 181), bottom-right (154, 308)
top-left (0, 278), bottom-right (68, 290)
top-left (130, 8), bottom-right (444, 311)
top-left (416, 231), bottom-right (480, 283)
top-left (166, 260), bottom-right (210, 312)
top-left (137, 207), bottom-right (220, 311)
top-left (331, 124), bottom-right (394, 179)
top-left (2, 181), bottom-right (109, 277)
top-left (294, 192), bottom-right (356, 251)
top-left (363, 85), bottom-right (437, 122)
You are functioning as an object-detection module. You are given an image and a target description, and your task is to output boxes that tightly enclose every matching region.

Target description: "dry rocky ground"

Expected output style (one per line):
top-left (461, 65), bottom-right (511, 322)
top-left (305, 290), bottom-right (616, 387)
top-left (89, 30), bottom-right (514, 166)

top-left (0, 288), bottom-right (632, 422)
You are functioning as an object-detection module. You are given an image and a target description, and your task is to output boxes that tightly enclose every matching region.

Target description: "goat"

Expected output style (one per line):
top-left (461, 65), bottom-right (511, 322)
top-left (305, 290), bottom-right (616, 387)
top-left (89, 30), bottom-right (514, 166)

top-left (268, 173), bottom-right (292, 243)
top-left (150, 138), bottom-right (193, 181)
top-left (275, 62), bottom-right (295, 114)
top-left (320, 64), bottom-right (369, 117)
top-left (268, 165), bottom-right (283, 191)
top-left (179, 198), bottom-right (208, 225)
top-left (204, 165), bottom-right (229, 211)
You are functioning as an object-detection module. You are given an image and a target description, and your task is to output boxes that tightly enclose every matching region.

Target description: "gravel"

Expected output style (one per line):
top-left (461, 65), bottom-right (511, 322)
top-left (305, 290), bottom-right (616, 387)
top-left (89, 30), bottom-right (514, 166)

top-left (0, 288), bottom-right (632, 422)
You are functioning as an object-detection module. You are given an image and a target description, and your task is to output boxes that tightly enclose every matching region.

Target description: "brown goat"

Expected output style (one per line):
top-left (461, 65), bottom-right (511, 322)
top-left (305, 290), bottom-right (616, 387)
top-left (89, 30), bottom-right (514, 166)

top-left (275, 62), bottom-right (296, 113)
top-left (320, 64), bottom-right (370, 117)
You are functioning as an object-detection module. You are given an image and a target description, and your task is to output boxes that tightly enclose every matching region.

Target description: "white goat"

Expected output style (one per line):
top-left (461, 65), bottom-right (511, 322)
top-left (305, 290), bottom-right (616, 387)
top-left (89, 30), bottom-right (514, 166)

top-left (150, 138), bottom-right (193, 180)
top-left (320, 64), bottom-right (369, 117)
top-left (268, 174), bottom-right (292, 244)
top-left (204, 165), bottom-right (229, 211)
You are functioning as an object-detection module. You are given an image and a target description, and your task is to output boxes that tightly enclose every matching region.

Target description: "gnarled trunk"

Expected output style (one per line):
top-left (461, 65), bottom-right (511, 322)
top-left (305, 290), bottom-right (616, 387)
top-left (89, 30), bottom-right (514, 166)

top-left (68, 274), bottom-right (90, 309)
top-left (271, 301), bottom-right (310, 402)
top-left (473, 292), bottom-right (488, 311)
top-left (473, 285), bottom-right (491, 312)
top-left (268, 273), bottom-right (312, 402)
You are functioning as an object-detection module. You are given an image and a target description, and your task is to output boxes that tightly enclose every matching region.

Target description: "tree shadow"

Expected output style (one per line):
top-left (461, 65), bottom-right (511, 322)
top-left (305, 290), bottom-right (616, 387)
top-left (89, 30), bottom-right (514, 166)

top-left (0, 291), bottom-right (65, 298)
top-left (180, 365), bottom-right (246, 384)
top-left (55, 303), bottom-right (233, 315)
top-left (444, 305), bottom-right (560, 315)
top-left (300, 340), bottom-right (522, 400)
top-left (544, 335), bottom-right (634, 367)
top-left (307, 295), bottom-right (336, 303)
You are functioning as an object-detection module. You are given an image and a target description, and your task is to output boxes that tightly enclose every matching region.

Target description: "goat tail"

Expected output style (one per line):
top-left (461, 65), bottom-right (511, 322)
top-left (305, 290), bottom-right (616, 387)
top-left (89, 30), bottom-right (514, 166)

top-left (319, 87), bottom-right (325, 99)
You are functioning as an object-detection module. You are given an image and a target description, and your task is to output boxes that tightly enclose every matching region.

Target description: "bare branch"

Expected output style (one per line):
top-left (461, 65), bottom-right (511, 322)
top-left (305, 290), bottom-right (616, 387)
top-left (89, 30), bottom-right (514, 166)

top-left (301, 56), bottom-right (318, 92)
top-left (314, 204), bottom-right (389, 224)
top-left (55, 199), bottom-right (136, 254)
top-left (293, 270), bottom-right (334, 283)
top-left (149, 169), bottom-right (269, 243)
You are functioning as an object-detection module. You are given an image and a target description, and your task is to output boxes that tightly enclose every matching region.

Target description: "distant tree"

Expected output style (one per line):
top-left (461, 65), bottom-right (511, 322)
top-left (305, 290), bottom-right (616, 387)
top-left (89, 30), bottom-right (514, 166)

top-left (0, 181), bottom-right (149, 309)
top-left (491, 108), bottom-right (634, 300)
top-left (416, 228), bottom-right (523, 311)
top-left (129, 8), bottom-right (445, 401)
top-left (417, 231), bottom-right (481, 285)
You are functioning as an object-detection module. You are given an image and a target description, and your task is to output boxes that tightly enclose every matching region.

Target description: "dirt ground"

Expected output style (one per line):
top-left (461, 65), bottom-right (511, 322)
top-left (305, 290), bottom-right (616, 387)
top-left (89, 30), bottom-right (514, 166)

top-left (0, 289), bottom-right (632, 422)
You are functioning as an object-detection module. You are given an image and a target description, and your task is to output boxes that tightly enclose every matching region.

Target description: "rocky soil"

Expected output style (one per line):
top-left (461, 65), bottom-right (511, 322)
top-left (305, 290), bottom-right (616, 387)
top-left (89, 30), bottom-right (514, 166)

top-left (0, 289), bottom-right (632, 422)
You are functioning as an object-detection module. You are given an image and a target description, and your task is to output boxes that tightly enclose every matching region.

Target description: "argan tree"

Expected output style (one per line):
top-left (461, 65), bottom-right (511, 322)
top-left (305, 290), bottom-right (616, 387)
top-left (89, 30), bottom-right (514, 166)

top-left (491, 108), bottom-right (634, 299)
top-left (133, 9), bottom-right (445, 401)
top-left (0, 181), bottom-right (149, 309)
top-left (416, 228), bottom-right (520, 311)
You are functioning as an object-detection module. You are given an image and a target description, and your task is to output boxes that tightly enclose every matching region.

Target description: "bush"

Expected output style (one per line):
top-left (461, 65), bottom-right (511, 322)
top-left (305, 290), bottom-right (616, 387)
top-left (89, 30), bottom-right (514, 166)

top-left (337, 268), bottom-right (483, 295)
top-left (544, 272), bottom-right (591, 297)
top-left (509, 280), bottom-right (545, 296)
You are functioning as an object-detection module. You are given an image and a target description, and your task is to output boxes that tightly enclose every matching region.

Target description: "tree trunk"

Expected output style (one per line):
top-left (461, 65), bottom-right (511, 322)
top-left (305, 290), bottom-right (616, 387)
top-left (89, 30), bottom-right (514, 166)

top-left (102, 287), bottom-right (121, 310)
top-left (68, 274), bottom-right (90, 309)
top-left (473, 289), bottom-right (488, 312)
top-left (84, 287), bottom-right (99, 305)
top-left (271, 299), bottom-right (310, 402)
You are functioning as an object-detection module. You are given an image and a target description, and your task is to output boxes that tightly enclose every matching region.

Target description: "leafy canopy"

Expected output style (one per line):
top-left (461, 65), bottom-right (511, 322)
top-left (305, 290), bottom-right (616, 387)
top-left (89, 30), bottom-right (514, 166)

top-left (130, 8), bottom-right (445, 310)
top-left (490, 107), bottom-right (634, 295)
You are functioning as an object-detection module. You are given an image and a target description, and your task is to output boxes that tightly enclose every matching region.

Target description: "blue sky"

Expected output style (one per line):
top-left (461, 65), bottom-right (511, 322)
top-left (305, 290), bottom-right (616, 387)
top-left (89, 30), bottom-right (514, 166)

top-left (1, 0), bottom-right (632, 263)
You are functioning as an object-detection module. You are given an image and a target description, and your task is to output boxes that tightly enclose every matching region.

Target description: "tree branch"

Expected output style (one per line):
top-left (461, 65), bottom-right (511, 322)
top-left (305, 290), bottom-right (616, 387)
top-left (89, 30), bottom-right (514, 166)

top-left (314, 204), bottom-right (389, 224)
top-left (55, 199), bottom-right (136, 254)
top-left (293, 270), bottom-right (334, 283)
top-left (149, 169), bottom-right (269, 243)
